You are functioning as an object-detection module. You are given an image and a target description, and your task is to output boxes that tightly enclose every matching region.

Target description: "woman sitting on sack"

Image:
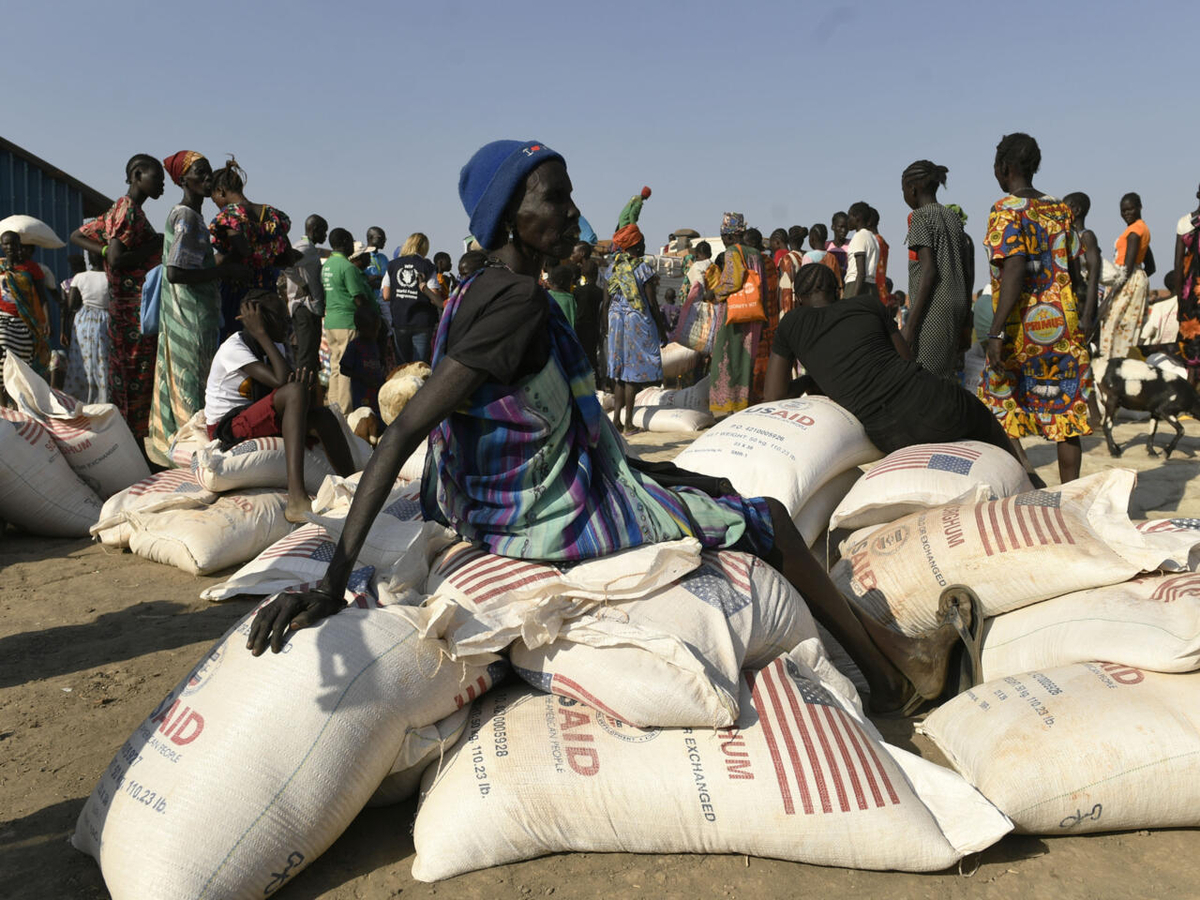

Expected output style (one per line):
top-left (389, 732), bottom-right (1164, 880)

top-left (246, 140), bottom-right (973, 714)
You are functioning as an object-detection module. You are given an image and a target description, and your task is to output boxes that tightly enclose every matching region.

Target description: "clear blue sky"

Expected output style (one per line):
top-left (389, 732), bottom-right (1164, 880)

top-left (8, 0), bottom-right (1198, 289)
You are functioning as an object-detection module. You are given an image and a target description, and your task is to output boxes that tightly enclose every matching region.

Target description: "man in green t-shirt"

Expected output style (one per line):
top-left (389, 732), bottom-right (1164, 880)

top-left (321, 228), bottom-right (378, 412)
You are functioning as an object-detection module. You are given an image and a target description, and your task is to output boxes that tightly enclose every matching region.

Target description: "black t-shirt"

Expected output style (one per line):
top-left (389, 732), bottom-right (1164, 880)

top-left (771, 295), bottom-right (920, 425)
top-left (387, 254), bottom-right (438, 329)
top-left (446, 267), bottom-right (551, 384)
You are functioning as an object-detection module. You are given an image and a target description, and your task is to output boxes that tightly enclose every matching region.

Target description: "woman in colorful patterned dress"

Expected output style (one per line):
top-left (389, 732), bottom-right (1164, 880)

top-left (0, 231), bottom-right (51, 401)
top-left (776, 226), bottom-right (807, 315)
top-left (246, 138), bottom-right (969, 716)
top-left (208, 157), bottom-right (291, 341)
top-left (70, 154), bottom-right (164, 442)
top-left (146, 152), bottom-right (252, 465)
top-left (979, 133), bottom-right (1091, 483)
top-left (745, 227), bottom-right (780, 401)
top-left (605, 226), bottom-right (666, 433)
top-left (708, 213), bottom-right (766, 417)
top-left (1173, 183), bottom-right (1200, 384)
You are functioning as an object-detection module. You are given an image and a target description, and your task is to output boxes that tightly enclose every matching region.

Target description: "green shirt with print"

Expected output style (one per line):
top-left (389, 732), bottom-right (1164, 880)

top-left (322, 252), bottom-right (379, 330)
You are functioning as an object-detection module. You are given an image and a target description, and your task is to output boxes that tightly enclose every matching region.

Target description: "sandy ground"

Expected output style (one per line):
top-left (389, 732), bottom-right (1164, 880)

top-left (3, 418), bottom-right (1200, 900)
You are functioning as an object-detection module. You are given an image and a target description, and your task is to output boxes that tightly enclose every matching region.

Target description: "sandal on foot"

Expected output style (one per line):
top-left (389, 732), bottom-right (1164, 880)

top-left (937, 584), bottom-right (984, 697)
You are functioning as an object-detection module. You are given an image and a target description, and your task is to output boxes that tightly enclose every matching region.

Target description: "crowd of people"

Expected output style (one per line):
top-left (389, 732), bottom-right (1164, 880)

top-left (0, 132), bottom-right (1197, 710)
top-left (0, 133), bottom-right (1195, 497)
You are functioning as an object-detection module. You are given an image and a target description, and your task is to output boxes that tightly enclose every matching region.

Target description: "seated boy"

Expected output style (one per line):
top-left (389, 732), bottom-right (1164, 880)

top-left (338, 304), bottom-right (385, 417)
top-left (203, 289), bottom-right (357, 522)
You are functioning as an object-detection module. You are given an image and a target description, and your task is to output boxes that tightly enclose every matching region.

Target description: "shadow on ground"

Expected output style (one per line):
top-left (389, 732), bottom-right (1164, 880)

top-left (0, 599), bottom-right (252, 688)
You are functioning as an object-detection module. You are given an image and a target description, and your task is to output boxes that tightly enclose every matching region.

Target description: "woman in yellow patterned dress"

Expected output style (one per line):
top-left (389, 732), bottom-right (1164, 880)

top-left (979, 132), bottom-right (1091, 483)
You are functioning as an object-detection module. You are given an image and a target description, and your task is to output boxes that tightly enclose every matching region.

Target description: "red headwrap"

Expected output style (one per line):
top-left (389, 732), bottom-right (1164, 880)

top-left (640, 186), bottom-right (652, 200)
top-left (163, 151), bottom-right (206, 187)
top-left (611, 223), bottom-right (644, 251)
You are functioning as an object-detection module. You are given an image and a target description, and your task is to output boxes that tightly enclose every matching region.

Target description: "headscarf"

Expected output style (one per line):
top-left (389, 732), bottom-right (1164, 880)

top-left (162, 151), bottom-right (206, 187)
top-left (458, 140), bottom-right (564, 250)
top-left (606, 252), bottom-right (647, 313)
top-left (721, 212), bottom-right (746, 236)
top-left (611, 224), bottom-right (644, 252)
top-left (945, 203), bottom-right (968, 225)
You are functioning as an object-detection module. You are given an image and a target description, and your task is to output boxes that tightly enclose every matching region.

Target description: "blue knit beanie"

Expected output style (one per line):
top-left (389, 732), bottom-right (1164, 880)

top-left (459, 140), bottom-right (564, 251)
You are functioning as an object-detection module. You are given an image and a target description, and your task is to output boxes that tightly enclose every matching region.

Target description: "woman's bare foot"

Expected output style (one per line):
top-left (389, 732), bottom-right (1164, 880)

top-left (850, 596), bottom-right (971, 703)
top-left (285, 495), bottom-right (313, 524)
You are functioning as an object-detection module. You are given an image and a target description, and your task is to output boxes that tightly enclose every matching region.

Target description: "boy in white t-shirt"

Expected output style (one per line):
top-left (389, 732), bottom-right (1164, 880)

top-left (843, 201), bottom-right (880, 298)
top-left (203, 289), bottom-right (356, 522)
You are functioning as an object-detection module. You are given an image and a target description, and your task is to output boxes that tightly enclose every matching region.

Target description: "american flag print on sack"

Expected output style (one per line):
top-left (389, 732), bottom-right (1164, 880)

top-left (0, 407), bottom-right (47, 447)
top-left (229, 437), bottom-right (285, 456)
top-left (680, 564), bottom-right (751, 618)
top-left (258, 525), bottom-right (335, 562)
top-left (974, 490), bottom-right (1074, 556)
top-left (125, 469), bottom-right (206, 497)
top-left (748, 658), bottom-right (899, 816)
top-left (864, 444), bottom-right (983, 480)
top-left (1137, 518), bottom-right (1200, 534)
top-left (435, 546), bottom-right (561, 605)
top-left (38, 416), bottom-right (93, 441)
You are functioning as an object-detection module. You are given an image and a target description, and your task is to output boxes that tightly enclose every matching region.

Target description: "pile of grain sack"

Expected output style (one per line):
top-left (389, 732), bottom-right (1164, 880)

top-left (0, 353), bottom-right (379, 575)
top-left (68, 395), bottom-right (1200, 898)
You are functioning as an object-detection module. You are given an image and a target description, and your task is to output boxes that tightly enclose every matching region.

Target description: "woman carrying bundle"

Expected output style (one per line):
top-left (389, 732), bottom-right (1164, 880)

top-left (0, 231), bottom-right (53, 401)
top-left (245, 139), bottom-right (984, 715)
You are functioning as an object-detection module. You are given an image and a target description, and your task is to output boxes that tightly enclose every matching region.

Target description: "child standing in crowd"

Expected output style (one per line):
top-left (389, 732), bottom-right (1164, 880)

top-left (547, 264), bottom-right (578, 328)
top-left (659, 287), bottom-right (680, 333)
top-left (338, 304), bottom-right (385, 416)
top-left (202, 290), bottom-right (357, 522)
top-left (434, 251), bottom-right (457, 299)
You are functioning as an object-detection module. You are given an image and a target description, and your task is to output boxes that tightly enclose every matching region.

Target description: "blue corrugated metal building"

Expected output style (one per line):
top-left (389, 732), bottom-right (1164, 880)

top-left (0, 136), bottom-right (113, 282)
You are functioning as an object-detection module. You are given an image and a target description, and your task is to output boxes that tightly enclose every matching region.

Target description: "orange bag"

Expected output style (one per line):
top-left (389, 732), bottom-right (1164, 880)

top-left (725, 249), bottom-right (766, 324)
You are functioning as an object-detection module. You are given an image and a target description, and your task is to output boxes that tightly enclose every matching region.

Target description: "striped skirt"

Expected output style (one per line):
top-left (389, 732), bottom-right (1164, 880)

top-left (0, 310), bottom-right (35, 399)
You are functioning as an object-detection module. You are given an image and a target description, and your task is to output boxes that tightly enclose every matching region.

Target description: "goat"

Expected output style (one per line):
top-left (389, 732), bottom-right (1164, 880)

top-left (1095, 358), bottom-right (1200, 458)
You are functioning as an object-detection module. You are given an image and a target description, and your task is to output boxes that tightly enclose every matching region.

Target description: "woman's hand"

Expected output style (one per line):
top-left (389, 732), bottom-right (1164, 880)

top-left (238, 298), bottom-right (268, 337)
top-left (247, 588), bottom-right (344, 655)
top-left (986, 335), bottom-right (1005, 367)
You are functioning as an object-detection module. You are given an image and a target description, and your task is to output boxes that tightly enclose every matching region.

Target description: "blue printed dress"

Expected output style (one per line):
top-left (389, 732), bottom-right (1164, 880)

top-left (605, 253), bottom-right (662, 384)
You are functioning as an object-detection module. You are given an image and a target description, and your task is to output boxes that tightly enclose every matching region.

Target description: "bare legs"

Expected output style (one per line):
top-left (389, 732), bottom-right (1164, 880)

top-left (759, 499), bottom-right (965, 712)
top-left (1057, 435), bottom-right (1082, 483)
top-left (272, 382), bottom-right (359, 523)
top-left (611, 381), bottom-right (642, 434)
top-left (760, 501), bottom-right (905, 706)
